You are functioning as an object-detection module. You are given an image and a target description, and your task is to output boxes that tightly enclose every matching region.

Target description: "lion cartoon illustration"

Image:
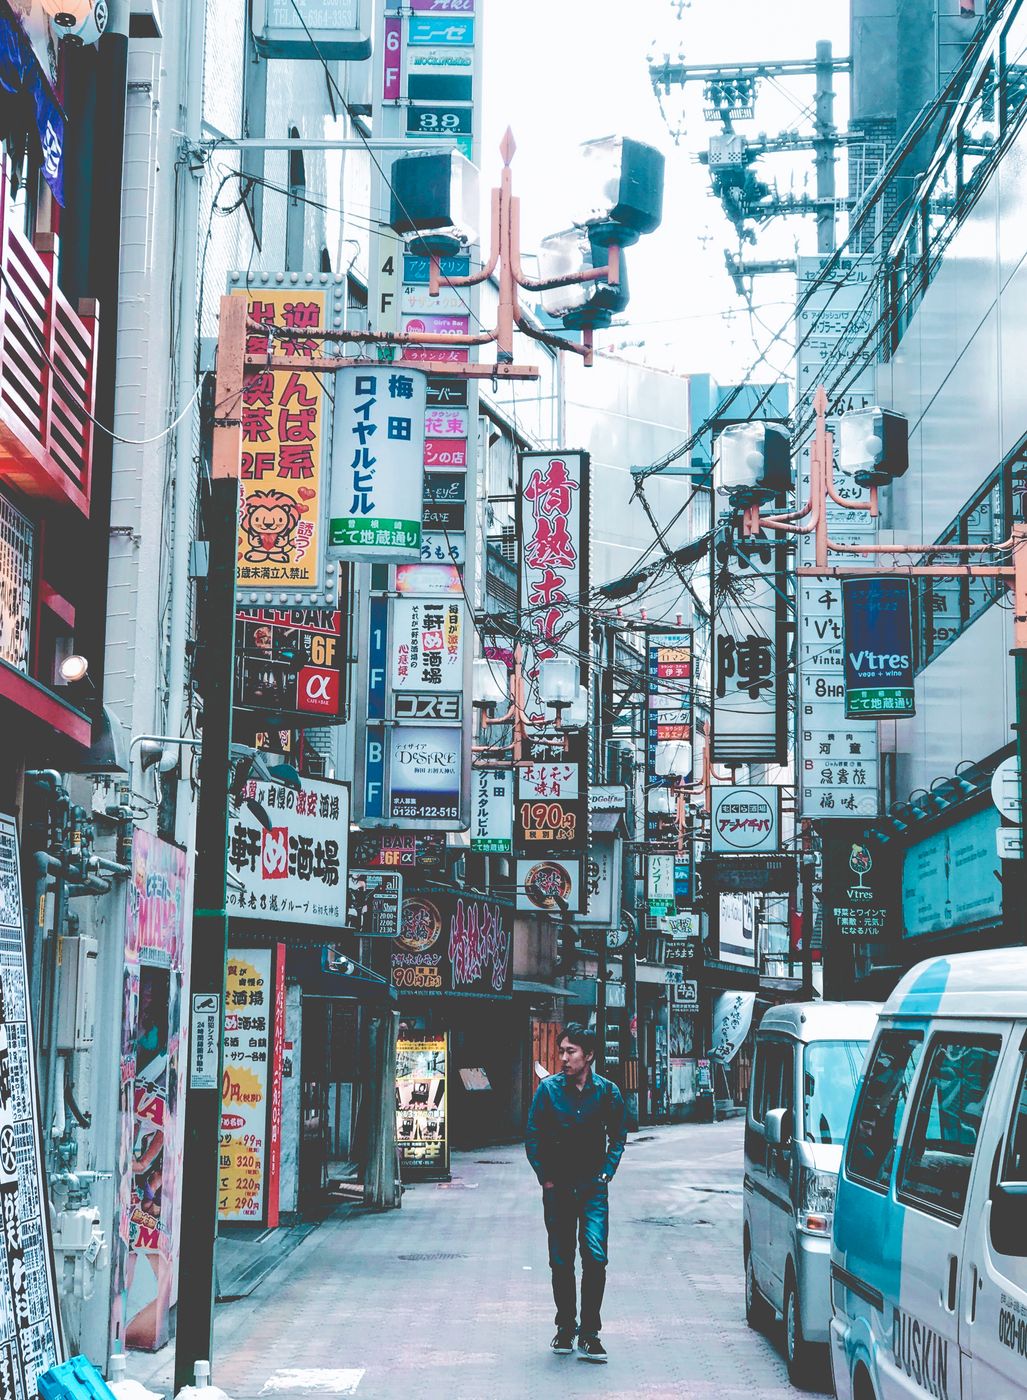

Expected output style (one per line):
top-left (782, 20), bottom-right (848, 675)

top-left (240, 490), bottom-right (302, 564)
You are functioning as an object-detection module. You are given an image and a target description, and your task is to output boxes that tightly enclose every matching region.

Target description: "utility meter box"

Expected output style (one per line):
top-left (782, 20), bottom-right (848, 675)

top-left (56, 937), bottom-right (98, 1052)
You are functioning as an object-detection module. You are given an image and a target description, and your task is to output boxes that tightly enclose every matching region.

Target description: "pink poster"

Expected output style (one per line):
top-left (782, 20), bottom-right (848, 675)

top-left (109, 831), bottom-right (189, 1354)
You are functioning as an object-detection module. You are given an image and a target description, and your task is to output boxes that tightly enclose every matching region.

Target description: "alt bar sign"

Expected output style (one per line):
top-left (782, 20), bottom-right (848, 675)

top-left (842, 577), bottom-right (915, 719)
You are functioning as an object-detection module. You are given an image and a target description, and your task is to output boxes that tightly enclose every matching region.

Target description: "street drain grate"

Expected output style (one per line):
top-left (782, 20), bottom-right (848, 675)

top-left (397, 1252), bottom-right (467, 1261)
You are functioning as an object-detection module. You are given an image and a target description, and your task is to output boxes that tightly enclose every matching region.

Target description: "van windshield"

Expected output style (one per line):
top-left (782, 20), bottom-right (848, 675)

top-left (802, 1040), bottom-right (869, 1145)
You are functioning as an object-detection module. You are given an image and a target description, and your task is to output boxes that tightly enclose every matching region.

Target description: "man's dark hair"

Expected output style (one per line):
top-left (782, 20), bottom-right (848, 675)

top-left (558, 1022), bottom-right (597, 1059)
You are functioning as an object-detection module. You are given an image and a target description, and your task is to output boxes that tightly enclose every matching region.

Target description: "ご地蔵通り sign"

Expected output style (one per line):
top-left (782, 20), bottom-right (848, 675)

top-left (842, 576), bottom-right (915, 718)
top-left (710, 786), bottom-right (780, 855)
top-left (226, 778), bottom-right (349, 923)
top-left (328, 366), bottom-right (428, 560)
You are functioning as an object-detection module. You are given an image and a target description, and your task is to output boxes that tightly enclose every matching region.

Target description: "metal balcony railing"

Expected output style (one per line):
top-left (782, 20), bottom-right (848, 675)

top-left (0, 161), bottom-right (98, 517)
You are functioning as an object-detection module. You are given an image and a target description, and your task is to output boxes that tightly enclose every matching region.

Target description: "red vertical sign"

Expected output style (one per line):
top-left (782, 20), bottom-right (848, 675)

top-left (265, 942), bottom-right (287, 1228)
top-left (383, 17), bottom-right (402, 101)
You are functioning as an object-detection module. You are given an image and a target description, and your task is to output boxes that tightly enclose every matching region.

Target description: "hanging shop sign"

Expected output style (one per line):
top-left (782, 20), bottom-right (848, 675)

top-left (235, 608), bottom-right (345, 720)
top-left (589, 785), bottom-right (627, 813)
top-left (0, 492), bottom-right (33, 674)
top-left (388, 725), bottom-right (462, 821)
top-left (390, 597), bottom-right (464, 691)
top-left (419, 529), bottom-right (465, 565)
top-left (345, 870), bottom-right (403, 936)
top-left (0, 813), bottom-right (62, 1384)
top-left (408, 16), bottom-right (474, 44)
top-left (252, 0), bottom-right (371, 57)
top-left (226, 778), bottom-right (349, 923)
top-left (674, 851), bottom-right (692, 903)
top-left (799, 712), bottom-right (877, 817)
top-left (350, 830), bottom-right (445, 871)
top-left (662, 911), bottom-right (700, 941)
top-left (901, 806), bottom-right (1002, 937)
top-left (516, 857), bottom-right (581, 914)
top-left (328, 365), bottom-right (428, 560)
top-left (578, 833), bottom-right (622, 927)
top-left (645, 627), bottom-right (693, 798)
top-left (710, 785), bottom-right (780, 855)
top-left (392, 890), bottom-right (513, 996)
top-left (396, 561), bottom-right (462, 595)
top-left (393, 692), bottom-right (461, 722)
top-left (471, 767), bottom-right (513, 853)
top-left (710, 991), bottom-right (757, 1061)
top-left (423, 470), bottom-right (466, 501)
top-left (396, 1032), bottom-right (449, 1179)
top-left (232, 279), bottom-right (340, 606)
top-left (702, 854), bottom-right (797, 894)
top-left (718, 892), bottom-right (757, 967)
top-left (515, 761), bottom-right (585, 858)
top-left (518, 450), bottom-right (590, 722)
top-left (647, 853), bottom-right (677, 917)
top-left (219, 946), bottom-right (286, 1225)
top-left (711, 540), bottom-right (787, 765)
top-left (665, 939), bottom-right (698, 963)
top-left (842, 576), bottom-right (915, 718)
top-left (821, 827), bottom-right (891, 942)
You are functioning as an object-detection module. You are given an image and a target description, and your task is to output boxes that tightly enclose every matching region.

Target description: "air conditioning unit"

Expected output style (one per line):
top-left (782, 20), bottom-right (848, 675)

top-left (130, 0), bottom-right (162, 36)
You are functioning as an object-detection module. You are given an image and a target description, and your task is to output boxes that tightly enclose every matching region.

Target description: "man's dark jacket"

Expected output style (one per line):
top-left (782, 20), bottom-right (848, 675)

top-left (525, 1071), bottom-right (628, 1185)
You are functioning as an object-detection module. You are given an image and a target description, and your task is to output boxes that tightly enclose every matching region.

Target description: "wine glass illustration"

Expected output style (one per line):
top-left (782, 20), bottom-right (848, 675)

top-left (849, 843), bottom-right (872, 890)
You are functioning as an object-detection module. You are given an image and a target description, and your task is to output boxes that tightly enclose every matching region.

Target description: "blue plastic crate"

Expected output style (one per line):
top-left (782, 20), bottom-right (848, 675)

top-left (38, 1356), bottom-right (117, 1400)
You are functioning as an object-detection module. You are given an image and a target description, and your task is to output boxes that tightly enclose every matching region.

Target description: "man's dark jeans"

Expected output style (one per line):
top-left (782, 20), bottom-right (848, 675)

top-left (542, 1178), bottom-right (609, 1335)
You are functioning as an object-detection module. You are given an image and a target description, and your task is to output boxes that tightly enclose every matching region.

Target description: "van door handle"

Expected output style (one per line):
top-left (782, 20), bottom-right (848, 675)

top-left (946, 1254), bottom-right (958, 1312)
top-left (967, 1264), bottom-right (978, 1324)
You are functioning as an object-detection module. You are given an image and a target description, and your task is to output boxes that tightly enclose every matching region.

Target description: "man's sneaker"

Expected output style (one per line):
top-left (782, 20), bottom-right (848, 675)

top-left (551, 1328), bottom-right (576, 1355)
top-left (577, 1334), bottom-right (607, 1363)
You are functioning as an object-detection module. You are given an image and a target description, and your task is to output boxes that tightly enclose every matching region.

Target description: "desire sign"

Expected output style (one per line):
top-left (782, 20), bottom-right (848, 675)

top-left (842, 577), bottom-right (915, 719)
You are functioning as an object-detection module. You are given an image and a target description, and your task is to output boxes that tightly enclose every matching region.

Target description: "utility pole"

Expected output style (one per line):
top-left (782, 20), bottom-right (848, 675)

top-left (814, 40), bottom-right (837, 255)
top-left (799, 818), bottom-right (815, 997)
top-left (174, 295), bottom-right (245, 1393)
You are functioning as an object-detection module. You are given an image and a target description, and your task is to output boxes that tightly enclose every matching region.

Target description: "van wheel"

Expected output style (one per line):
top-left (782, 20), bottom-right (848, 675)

top-left (745, 1243), bottom-right (771, 1329)
top-left (784, 1271), bottom-right (814, 1388)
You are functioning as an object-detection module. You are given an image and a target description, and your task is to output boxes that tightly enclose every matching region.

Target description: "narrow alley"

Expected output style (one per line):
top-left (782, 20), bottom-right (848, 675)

top-left (129, 1121), bottom-right (829, 1400)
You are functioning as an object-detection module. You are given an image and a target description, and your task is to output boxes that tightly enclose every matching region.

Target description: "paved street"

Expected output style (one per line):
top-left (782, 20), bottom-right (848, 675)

top-left (131, 1119), bottom-right (831, 1399)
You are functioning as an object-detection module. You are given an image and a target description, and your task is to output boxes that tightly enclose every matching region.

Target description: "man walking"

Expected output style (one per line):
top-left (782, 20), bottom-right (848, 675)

top-left (525, 1023), bottom-right (628, 1363)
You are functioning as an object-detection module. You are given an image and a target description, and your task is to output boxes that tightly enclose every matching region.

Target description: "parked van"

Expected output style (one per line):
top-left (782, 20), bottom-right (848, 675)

top-left (831, 948), bottom-right (1027, 1400)
top-left (744, 1000), bottom-right (880, 1384)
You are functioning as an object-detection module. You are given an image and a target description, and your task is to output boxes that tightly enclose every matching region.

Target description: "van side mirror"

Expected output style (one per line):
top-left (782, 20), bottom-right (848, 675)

top-left (991, 1182), bottom-right (1027, 1256)
top-left (765, 1106), bottom-right (792, 1148)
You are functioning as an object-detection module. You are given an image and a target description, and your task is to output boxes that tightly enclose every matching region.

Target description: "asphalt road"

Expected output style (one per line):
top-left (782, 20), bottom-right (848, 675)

top-left (131, 1118), bottom-right (833, 1399)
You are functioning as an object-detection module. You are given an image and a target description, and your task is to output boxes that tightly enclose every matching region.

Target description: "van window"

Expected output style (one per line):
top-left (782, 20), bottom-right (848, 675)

top-left (753, 1040), bottom-right (793, 1124)
top-left (896, 1034), bottom-right (1001, 1221)
top-left (845, 1030), bottom-right (923, 1190)
top-left (1003, 1058), bottom-right (1027, 1181)
top-left (802, 1040), bottom-right (869, 1144)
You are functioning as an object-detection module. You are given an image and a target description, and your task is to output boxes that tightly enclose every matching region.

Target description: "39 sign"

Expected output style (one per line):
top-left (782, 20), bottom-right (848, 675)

top-left (406, 105), bottom-right (472, 136)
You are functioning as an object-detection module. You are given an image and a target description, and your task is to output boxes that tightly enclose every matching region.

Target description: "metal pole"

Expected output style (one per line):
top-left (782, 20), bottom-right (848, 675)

top-left (800, 818), bottom-right (815, 998)
top-left (174, 297), bottom-right (245, 1393)
top-left (814, 40), bottom-right (836, 255)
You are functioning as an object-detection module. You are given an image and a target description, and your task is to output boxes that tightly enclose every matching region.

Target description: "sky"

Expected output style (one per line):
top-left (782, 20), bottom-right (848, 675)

top-left (482, 0), bottom-right (850, 385)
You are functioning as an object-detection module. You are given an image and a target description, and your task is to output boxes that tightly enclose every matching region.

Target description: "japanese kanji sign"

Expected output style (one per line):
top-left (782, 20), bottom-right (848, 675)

top-left (392, 890), bottom-right (513, 996)
top-left (471, 767), bottom-right (513, 853)
top-left (711, 539), bottom-right (787, 765)
top-left (647, 853), bottom-right (677, 916)
top-left (235, 607), bottom-right (345, 719)
top-left (390, 597), bottom-right (464, 690)
top-left (645, 627), bottom-right (692, 840)
top-left (226, 778), bottom-right (349, 924)
top-left (517, 450), bottom-right (590, 723)
top-left (842, 576), bottom-right (915, 718)
top-left (329, 365), bottom-right (427, 559)
top-left (514, 761), bottom-right (586, 858)
top-left (710, 785), bottom-right (780, 855)
top-left (235, 286), bottom-right (330, 597)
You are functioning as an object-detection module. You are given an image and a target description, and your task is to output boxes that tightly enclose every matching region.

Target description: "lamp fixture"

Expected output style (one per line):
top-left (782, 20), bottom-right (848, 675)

top-left (58, 653), bottom-right (90, 684)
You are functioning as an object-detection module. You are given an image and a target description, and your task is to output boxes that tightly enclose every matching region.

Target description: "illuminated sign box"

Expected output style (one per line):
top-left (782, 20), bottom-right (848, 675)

top-left (252, 0), bottom-right (371, 58)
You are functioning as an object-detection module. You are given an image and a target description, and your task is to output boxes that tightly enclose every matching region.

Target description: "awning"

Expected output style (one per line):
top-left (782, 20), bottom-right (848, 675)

top-left (590, 811), bottom-right (624, 834)
top-left (513, 980), bottom-right (571, 997)
top-left (0, 1), bottom-right (65, 203)
top-left (710, 991), bottom-right (757, 1063)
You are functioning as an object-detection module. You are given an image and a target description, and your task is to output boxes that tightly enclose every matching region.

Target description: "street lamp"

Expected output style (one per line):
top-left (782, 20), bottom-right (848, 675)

top-left (389, 150), bottom-right (479, 256)
top-left (537, 658), bottom-right (578, 721)
top-left (538, 229), bottom-right (630, 329)
top-left (714, 421), bottom-right (791, 507)
top-left (837, 407), bottom-right (909, 487)
top-left (571, 136), bottom-right (666, 246)
top-left (472, 657), bottom-right (508, 712)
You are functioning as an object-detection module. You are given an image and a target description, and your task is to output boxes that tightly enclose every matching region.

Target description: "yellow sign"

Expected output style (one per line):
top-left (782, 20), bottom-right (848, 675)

top-left (234, 288), bottom-right (326, 590)
top-left (219, 951), bottom-right (272, 1221)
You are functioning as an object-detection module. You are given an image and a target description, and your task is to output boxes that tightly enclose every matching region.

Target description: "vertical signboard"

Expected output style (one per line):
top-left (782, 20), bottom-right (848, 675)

top-left (796, 254), bottom-right (880, 816)
top-left (219, 947), bottom-right (285, 1225)
top-left (328, 365), bottom-right (427, 559)
top-left (0, 814), bottom-right (62, 1390)
top-left (645, 627), bottom-right (692, 840)
top-left (647, 853), bottom-right (677, 916)
top-left (711, 542), bottom-right (787, 765)
top-left (518, 451), bottom-right (591, 720)
top-left (842, 577), bottom-right (915, 718)
top-left (226, 778), bottom-right (349, 922)
top-left (710, 786), bottom-right (781, 855)
top-left (112, 831), bottom-right (189, 1353)
top-left (230, 276), bottom-right (344, 608)
top-left (471, 767), bottom-right (513, 852)
top-left (396, 1033), bottom-right (449, 1179)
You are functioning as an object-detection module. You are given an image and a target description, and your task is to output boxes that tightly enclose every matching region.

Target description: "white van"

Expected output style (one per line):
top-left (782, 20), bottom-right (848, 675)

top-left (744, 1000), bottom-right (880, 1385)
top-left (831, 947), bottom-right (1027, 1400)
